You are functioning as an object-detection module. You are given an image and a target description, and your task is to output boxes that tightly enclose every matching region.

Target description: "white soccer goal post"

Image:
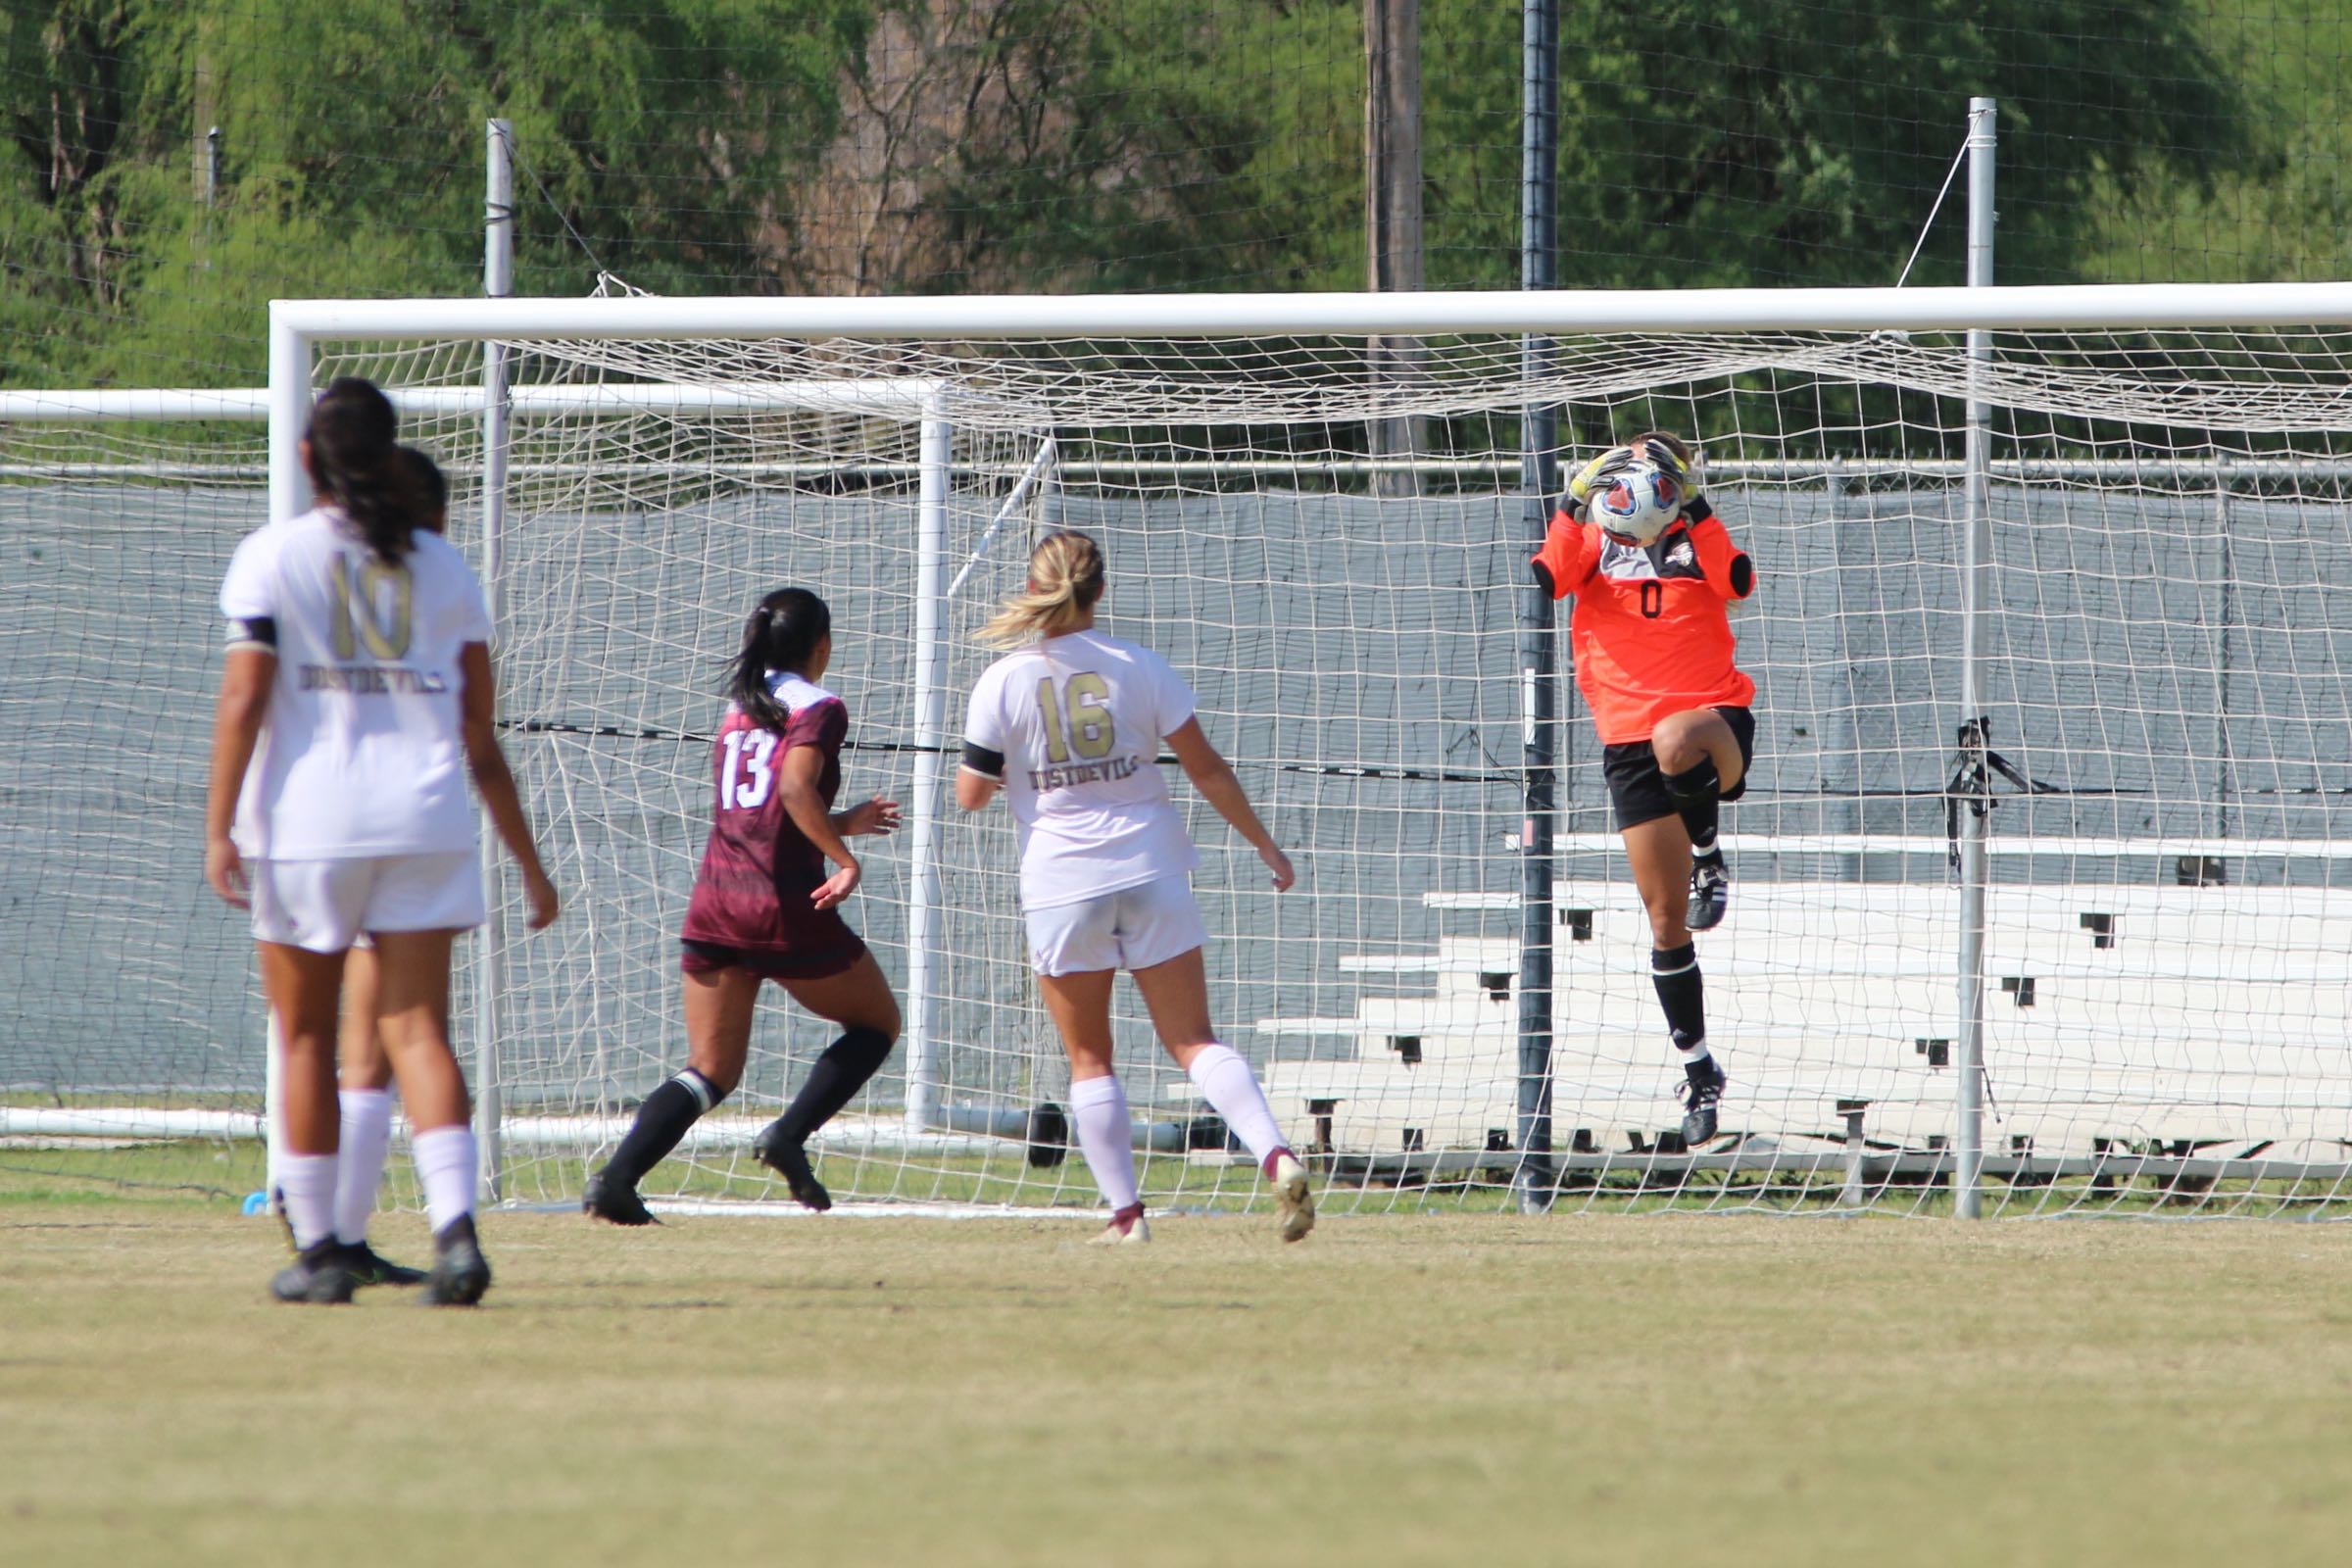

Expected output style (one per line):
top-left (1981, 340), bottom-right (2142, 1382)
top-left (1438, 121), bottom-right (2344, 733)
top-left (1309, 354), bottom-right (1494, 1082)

top-left (9, 281), bottom-right (2352, 1219)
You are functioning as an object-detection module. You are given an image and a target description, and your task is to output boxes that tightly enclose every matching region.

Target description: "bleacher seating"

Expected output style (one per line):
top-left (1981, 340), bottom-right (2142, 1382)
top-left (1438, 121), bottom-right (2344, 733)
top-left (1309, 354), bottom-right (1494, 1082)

top-left (1257, 881), bottom-right (2352, 1160)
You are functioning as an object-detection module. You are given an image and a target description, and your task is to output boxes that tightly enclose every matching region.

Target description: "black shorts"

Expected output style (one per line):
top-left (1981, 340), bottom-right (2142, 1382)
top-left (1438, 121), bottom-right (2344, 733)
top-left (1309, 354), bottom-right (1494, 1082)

top-left (679, 934), bottom-right (866, 982)
top-left (1601, 707), bottom-right (1757, 832)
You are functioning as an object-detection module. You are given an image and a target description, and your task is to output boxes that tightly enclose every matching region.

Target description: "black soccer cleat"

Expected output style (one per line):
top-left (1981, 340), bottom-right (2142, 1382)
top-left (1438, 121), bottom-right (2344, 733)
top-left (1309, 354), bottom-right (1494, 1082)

top-left (752, 1121), bottom-right (833, 1212)
top-left (1687, 856), bottom-right (1730, 932)
top-left (270, 1240), bottom-right (359, 1305)
top-left (582, 1168), bottom-right (659, 1227)
top-left (1681, 1055), bottom-right (1728, 1146)
top-left (417, 1214), bottom-right (492, 1307)
top-left (343, 1242), bottom-right (428, 1288)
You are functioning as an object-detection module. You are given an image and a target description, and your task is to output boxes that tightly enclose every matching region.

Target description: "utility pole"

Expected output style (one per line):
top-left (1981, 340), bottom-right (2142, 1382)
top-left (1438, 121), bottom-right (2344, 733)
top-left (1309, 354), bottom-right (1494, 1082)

top-left (192, 16), bottom-right (220, 272)
top-left (1365, 0), bottom-right (1426, 495)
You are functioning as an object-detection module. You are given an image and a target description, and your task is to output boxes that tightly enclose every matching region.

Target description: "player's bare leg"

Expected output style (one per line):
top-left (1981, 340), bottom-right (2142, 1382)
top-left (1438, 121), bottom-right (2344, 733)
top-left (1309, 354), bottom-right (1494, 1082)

top-left (587, 965), bottom-right (759, 1225)
top-left (1622, 814), bottom-right (1726, 1144)
top-left (257, 941), bottom-right (359, 1303)
top-left (1038, 968), bottom-right (1147, 1243)
top-left (372, 928), bottom-right (490, 1305)
top-left (328, 944), bottom-right (423, 1286)
top-left (1649, 708), bottom-right (1743, 932)
top-left (756, 954), bottom-right (902, 1210)
top-left (1622, 815), bottom-right (1694, 953)
top-left (1134, 947), bottom-right (1313, 1243)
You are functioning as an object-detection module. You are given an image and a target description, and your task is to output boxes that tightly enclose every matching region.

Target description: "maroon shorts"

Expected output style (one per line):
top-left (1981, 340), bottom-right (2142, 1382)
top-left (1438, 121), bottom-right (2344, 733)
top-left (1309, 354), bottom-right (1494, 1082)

top-left (678, 931), bottom-right (866, 982)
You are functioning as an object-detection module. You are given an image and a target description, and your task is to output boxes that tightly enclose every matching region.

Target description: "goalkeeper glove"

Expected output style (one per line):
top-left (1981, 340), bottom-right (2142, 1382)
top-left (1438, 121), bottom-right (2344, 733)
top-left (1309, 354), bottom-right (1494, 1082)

top-left (1636, 436), bottom-right (1713, 525)
top-left (1559, 445), bottom-right (1636, 522)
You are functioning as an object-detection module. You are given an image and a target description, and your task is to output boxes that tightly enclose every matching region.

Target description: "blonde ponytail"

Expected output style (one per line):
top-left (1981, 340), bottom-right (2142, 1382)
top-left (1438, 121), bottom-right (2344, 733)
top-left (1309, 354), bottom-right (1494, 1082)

top-left (977, 529), bottom-right (1106, 648)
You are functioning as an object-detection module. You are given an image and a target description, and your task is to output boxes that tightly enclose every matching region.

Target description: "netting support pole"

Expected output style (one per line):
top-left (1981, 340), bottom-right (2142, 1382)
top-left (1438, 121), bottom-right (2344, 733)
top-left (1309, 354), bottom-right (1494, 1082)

top-left (904, 403), bottom-right (954, 1133)
top-left (1953, 97), bottom-right (1997, 1220)
top-left (2212, 464), bottom-right (2236, 840)
top-left (1512, 0), bottom-right (1560, 1213)
top-left (474, 118), bottom-right (514, 1200)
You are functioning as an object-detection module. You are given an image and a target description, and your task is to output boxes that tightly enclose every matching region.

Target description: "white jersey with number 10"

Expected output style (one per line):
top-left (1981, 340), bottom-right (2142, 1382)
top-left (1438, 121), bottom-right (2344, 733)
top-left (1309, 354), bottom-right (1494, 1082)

top-left (219, 506), bottom-right (493, 859)
top-left (962, 629), bottom-right (1201, 910)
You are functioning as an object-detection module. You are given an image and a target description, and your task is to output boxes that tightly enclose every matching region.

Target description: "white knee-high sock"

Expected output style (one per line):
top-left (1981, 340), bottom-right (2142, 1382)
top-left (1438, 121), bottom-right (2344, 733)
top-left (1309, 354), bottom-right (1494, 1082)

top-left (1068, 1074), bottom-right (1139, 1211)
top-left (410, 1125), bottom-right (477, 1234)
top-left (276, 1152), bottom-right (340, 1251)
top-left (333, 1088), bottom-right (395, 1247)
top-left (1186, 1043), bottom-right (1290, 1165)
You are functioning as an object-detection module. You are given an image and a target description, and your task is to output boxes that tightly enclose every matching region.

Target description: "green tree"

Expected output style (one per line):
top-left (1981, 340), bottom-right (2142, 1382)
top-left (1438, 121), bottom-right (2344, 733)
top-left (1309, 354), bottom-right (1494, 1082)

top-left (1435, 0), bottom-right (2246, 291)
top-left (844, 0), bottom-right (1360, 294)
top-left (2, 0), bottom-right (872, 385)
top-left (0, 0), bottom-right (2295, 391)
top-left (892, 0), bottom-right (2246, 295)
top-left (1, 3), bottom-right (184, 381)
top-left (2078, 0), bottom-right (2352, 285)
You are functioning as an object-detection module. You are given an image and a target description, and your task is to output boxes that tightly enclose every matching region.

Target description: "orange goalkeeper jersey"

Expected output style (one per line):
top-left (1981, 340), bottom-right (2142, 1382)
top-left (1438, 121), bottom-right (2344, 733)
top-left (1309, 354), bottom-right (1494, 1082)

top-left (1530, 502), bottom-right (1756, 744)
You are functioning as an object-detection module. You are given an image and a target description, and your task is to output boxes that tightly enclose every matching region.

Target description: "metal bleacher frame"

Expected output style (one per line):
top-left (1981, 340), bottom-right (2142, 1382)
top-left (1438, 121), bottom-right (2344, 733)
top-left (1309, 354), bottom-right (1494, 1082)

top-left (1256, 870), bottom-right (2352, 1201)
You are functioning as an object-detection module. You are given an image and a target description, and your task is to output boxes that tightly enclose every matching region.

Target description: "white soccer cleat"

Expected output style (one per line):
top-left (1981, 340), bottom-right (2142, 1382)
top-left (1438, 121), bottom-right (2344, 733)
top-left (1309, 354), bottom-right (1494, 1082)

top-left (1089, 1204), bottom-right (1150, 1246)
top-left (1268, 1152), bottom-right (1315, 1244)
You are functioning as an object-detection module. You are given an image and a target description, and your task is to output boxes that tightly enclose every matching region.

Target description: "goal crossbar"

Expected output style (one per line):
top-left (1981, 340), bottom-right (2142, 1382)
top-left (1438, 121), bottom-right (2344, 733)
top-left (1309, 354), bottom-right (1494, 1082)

top-left (270, 281), bottom-right (2352, 342)
top-left (0, 381), bottom-right (942, 424)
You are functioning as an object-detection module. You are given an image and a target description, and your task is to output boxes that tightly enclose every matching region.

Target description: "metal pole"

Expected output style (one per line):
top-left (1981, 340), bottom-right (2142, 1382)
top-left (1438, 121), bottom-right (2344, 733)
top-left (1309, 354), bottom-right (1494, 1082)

top-left (1953, 98), bottom-right (1996, 1219)
top-left (1825, 459), bottom-right (1865, 872)
top-left (263, 314), bottom-right (313, 1202)
top-left (904, 406), bottom-right (953, 1132)
top-left (474, 118), bottom-right (514, 1200)
top-left (2213, 463), bottom-right (2235, 841)
top-left (1513, 0), bottom-right (1560, 1212)
top-left (1365, 0), bottom-right (1426, 494)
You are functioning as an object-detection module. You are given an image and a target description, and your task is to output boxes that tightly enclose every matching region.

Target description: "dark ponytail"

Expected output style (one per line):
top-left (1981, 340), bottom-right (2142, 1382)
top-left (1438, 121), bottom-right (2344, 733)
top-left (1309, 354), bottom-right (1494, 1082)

top-left (727, 587), bottom-right (832, 732)
top-left (305, 376), bottom-right (417, 565)
top-left (395, 444), bottom-right (450, 534)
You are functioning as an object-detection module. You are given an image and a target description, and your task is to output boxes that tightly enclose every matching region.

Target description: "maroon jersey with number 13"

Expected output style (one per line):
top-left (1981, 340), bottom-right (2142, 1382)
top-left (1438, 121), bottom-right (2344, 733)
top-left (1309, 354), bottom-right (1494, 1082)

top-left (679, 671), bottom-right (860, 960)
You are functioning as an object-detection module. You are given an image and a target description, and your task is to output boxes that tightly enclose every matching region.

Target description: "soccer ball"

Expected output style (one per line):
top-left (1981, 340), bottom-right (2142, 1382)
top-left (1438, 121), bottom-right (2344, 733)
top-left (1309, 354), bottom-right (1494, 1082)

top-left (1589, 460), bottom-right (1684, 547)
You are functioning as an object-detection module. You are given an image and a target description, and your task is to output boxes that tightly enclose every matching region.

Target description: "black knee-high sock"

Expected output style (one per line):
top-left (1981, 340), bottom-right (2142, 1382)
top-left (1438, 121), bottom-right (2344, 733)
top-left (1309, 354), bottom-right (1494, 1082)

top-left (770, 1028), bottom-right (894, 1147)
top-left (606, 1068), bottom-right (726, 1185)
top-left (1664, 756), bottom-right (1723, 861)
top-left (1650, 943), bottom-right (1710, 1068)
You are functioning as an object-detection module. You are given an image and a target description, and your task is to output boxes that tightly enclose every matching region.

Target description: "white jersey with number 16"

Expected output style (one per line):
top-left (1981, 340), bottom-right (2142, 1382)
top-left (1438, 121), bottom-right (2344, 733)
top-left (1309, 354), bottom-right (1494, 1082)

top-left (219, 506), bottom-right (493, 859)
top-left (962, 628), bottom-right (1200, 910)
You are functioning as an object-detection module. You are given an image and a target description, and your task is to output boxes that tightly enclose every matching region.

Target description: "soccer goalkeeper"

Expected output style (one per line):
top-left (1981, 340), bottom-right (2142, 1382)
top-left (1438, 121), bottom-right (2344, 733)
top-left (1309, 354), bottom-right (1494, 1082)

top-left (1530, 433), bottom-right (1758, 1143)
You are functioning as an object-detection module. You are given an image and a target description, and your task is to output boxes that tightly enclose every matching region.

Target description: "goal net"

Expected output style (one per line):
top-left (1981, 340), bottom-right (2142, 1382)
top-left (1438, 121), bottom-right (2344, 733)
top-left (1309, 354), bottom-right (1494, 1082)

top-left (9, 286), bottom-right (2352, 1217)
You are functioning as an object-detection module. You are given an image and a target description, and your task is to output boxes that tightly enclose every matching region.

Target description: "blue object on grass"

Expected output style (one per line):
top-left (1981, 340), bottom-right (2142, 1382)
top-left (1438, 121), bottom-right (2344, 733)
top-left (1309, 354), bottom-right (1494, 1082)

top-left (241, 1190), bottom-right (270, 1215)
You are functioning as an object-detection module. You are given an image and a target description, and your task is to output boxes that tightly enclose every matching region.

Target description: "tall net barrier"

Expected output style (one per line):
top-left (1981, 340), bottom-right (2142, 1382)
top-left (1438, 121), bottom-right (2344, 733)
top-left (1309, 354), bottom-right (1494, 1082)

top-left (0, 416), bottom-right (273, 1200)
top-left (9, 310), bottom-right (2352, 1216)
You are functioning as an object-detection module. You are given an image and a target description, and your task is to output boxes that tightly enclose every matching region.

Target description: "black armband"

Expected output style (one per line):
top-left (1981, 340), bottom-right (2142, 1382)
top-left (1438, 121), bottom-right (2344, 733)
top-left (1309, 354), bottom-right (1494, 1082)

top-left (225, 616), bottom-right (277, 651)
top-left (1728, 553), bottom-right (1755, 599)
top-left (1530, 560), bottom-right (1555, 598)
top-left (1682, 494), bottom-right (1716, 527)
top-left (959, 741), bottom-right (1004, 781)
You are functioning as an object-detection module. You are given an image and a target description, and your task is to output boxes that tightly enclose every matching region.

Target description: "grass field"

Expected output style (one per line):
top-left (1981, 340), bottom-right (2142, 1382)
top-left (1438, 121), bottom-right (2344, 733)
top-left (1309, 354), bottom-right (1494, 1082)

top-left (7, 1183), bottom-right (2352, 1568)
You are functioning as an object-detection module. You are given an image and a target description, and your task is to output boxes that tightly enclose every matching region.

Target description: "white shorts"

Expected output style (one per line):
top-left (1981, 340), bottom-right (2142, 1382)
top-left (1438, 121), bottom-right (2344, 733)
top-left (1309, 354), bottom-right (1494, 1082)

top-left (1024, 874), bottom-right (1207, 978)
top-left (249, 852), bottom-right (485, 955)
